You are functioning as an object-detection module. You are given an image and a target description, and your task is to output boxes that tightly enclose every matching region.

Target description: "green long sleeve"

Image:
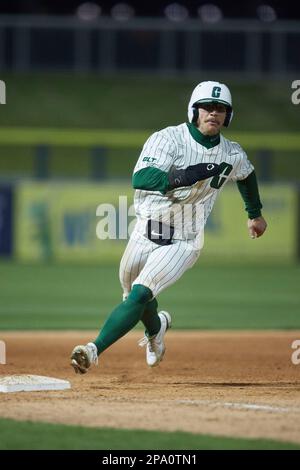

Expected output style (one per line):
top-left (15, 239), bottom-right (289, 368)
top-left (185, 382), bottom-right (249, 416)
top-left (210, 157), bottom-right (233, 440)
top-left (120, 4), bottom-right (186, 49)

top-left (236, 170), bottom-right (263, 219)
top-left (132, 167), bottom-right (171, 194)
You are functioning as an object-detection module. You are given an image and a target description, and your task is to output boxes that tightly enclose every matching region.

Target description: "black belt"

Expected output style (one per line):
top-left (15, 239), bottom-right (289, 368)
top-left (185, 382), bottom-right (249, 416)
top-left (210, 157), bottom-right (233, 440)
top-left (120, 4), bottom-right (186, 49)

top-left (145, 219), bottom-right (175, 246)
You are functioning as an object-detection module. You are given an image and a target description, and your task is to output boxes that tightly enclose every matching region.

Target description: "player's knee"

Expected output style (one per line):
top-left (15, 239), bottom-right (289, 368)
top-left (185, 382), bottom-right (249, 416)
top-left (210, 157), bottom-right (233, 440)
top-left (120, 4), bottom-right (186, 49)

top-left (128, 284), bottom-right (153, 304)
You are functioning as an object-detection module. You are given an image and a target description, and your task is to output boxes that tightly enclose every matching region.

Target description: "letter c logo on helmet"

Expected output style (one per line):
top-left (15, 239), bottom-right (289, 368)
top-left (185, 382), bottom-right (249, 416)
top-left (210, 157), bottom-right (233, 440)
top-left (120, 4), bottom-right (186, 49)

top-left (212, 86), bottom-right (221, 98)
top-left (187, 81), bottom-right (233, 128)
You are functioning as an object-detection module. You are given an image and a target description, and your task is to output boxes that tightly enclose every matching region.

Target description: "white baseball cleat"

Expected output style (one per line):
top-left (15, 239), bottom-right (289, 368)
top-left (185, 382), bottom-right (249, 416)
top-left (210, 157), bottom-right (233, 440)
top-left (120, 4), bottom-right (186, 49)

top-left (138, 311), bottom-right (172, 367)
top-left (71, 342), bottom-right (98, 374)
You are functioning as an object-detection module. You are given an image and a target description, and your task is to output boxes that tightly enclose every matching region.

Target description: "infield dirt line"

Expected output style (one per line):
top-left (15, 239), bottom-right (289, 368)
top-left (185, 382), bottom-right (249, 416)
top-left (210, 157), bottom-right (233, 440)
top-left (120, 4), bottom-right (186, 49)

top-left (83, 396), bottom-right (300, 414)
top-left (174, 400), bottom-right (300, 413)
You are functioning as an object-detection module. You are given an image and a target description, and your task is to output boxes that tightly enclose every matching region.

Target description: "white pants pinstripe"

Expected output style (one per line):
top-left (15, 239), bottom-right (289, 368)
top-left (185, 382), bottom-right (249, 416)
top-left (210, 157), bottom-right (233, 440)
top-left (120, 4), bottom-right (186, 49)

top-left (119, 229), bottom-right (201, 299)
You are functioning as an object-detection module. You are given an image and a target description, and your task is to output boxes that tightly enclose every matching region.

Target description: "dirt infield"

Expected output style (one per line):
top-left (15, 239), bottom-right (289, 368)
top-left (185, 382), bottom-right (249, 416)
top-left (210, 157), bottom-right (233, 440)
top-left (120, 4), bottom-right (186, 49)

top-left (0, 331), bottom-right (300, 444)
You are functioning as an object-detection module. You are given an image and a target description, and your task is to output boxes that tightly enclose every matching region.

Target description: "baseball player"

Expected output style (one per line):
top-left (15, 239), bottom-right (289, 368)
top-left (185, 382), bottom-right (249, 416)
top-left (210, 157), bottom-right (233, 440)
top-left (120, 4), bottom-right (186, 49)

top-left (71, 81), bottom-right (267, 374)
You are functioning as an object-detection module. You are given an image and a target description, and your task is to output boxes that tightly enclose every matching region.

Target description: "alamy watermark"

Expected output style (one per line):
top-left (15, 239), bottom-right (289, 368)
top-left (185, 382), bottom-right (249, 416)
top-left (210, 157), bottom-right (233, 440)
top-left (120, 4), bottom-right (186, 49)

top-left (95, 196), bottom-right (204, 250)
top-left (0, 80), bottom-right (6, 104)
top-left (291, 340), bottom-right (300, 365)
top-left (96, 196), bottom-right (136, 240)
top-left (291, 80), bottom-right (300, 105)
top-left (0, 340), bottom-right (6, 364)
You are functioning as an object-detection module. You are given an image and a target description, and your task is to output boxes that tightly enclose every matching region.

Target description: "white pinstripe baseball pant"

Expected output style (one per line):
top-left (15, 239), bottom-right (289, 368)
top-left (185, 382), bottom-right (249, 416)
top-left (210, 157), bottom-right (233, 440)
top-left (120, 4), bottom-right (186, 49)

top-left (119, 229), bottom-right (201, 299)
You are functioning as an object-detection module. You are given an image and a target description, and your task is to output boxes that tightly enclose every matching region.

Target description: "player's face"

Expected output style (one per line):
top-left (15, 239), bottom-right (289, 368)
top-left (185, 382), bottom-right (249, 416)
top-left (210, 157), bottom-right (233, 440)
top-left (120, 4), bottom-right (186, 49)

top-left (197, 103), bottom-right (227, 136)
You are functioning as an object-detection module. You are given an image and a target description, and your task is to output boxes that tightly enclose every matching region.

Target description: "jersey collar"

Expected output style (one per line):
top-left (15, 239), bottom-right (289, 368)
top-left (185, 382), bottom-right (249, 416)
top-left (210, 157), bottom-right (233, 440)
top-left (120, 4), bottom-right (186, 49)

top-left (186, 122), bottom-right (220, 149)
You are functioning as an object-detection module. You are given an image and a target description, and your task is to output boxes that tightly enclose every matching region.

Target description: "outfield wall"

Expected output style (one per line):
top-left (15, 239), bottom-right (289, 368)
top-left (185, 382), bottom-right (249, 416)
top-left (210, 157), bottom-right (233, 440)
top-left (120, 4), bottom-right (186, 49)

top-left (2, 181), bottom-right (294, 264)
top-left (1, 128), bottom-right (300, 183)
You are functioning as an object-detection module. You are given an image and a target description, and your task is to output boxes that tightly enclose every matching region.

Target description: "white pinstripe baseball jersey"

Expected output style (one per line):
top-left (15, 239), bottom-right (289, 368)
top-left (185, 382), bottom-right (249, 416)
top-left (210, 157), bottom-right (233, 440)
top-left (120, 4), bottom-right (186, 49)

top-left (133, 123), bottom-right (254, 236)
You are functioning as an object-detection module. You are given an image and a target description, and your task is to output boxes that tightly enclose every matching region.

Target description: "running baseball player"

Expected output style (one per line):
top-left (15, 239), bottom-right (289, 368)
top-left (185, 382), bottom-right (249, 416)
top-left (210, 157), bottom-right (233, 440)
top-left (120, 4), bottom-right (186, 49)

top-left (71, 81), bottom-right (267, 374)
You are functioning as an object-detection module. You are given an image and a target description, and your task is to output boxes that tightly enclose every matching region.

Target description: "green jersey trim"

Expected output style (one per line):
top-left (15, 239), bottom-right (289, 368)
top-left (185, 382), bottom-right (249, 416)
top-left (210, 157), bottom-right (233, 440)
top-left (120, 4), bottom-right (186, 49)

top-left (186, 123), bottom-right (220, 149)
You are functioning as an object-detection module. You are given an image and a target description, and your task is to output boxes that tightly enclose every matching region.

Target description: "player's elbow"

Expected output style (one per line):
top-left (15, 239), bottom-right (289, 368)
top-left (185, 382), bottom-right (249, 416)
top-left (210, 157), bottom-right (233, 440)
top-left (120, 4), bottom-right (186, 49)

top-left (132, 172), bottom-right (146, 190)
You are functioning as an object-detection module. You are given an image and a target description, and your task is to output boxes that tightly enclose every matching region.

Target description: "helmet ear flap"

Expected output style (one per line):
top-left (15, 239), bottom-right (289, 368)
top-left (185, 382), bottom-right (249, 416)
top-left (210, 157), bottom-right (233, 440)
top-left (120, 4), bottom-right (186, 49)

top-left (223, 107), bottom-right (233, 127)
top-left (192, 106), bottom-right (199, 123)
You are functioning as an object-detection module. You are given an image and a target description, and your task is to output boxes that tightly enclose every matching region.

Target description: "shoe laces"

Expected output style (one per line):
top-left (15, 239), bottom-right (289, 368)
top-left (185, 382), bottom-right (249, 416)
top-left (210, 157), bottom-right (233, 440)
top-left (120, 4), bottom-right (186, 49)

top-left (138, 335), bottom-right (156, 353)
top-left (87, 344), bottom-right (99, 365)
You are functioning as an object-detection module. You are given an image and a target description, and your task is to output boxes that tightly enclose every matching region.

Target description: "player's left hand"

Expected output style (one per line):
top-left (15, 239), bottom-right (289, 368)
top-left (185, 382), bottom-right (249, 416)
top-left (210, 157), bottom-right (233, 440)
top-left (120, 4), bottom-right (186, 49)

top-left (247, 216), bottom-right (267, 239)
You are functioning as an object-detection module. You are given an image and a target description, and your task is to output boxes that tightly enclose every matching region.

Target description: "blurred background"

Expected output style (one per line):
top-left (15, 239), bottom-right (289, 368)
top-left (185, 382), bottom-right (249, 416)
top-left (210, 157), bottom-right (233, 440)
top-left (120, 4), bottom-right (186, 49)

top-left (0, 1), bottom-right (299, 330)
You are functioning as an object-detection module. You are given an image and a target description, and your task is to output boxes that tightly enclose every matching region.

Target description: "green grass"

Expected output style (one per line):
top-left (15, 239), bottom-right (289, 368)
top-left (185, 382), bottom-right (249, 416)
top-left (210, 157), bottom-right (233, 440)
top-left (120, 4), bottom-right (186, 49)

top-left (0, 418), bottom-right (299, 450)
top-left (0, 262), bottom-right (299, 330)
top-left (0, 73), bottom-right (299, 132)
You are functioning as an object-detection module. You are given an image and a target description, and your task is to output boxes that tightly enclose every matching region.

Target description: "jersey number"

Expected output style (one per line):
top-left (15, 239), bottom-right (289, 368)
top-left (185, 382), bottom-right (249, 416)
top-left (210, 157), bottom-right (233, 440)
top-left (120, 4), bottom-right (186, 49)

top-left (210, 162), bottom-right (233, 189)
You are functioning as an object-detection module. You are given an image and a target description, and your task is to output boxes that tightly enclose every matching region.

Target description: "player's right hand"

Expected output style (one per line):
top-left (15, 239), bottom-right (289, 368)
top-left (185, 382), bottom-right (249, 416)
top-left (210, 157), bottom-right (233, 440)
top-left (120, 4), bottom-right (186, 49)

top-left (247, 216), bottom-right (267, 239)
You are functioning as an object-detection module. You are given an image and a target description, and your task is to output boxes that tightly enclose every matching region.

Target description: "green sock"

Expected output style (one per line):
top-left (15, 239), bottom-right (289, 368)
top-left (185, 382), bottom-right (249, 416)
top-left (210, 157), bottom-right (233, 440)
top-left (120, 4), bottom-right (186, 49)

top-left (93, 284), bottom-right (153, 355)
top-left (141, 298), bottom-right (161, 337)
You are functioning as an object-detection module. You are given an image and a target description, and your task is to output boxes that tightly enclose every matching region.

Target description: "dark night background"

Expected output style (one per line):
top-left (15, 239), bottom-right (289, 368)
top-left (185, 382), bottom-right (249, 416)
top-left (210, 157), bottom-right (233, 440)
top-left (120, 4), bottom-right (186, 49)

top-left (0, 0), bottom-right (299, 19)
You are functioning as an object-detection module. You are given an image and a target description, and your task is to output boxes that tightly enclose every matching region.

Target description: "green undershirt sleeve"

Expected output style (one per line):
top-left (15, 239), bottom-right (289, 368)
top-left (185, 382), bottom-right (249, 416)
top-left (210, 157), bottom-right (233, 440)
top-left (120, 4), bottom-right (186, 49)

top-left (132, 167), bottom-right (171, 194)
top-left (133, 168), bottom-right (263, 219)
top-left (236, 170), bottom-right (263, 219)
